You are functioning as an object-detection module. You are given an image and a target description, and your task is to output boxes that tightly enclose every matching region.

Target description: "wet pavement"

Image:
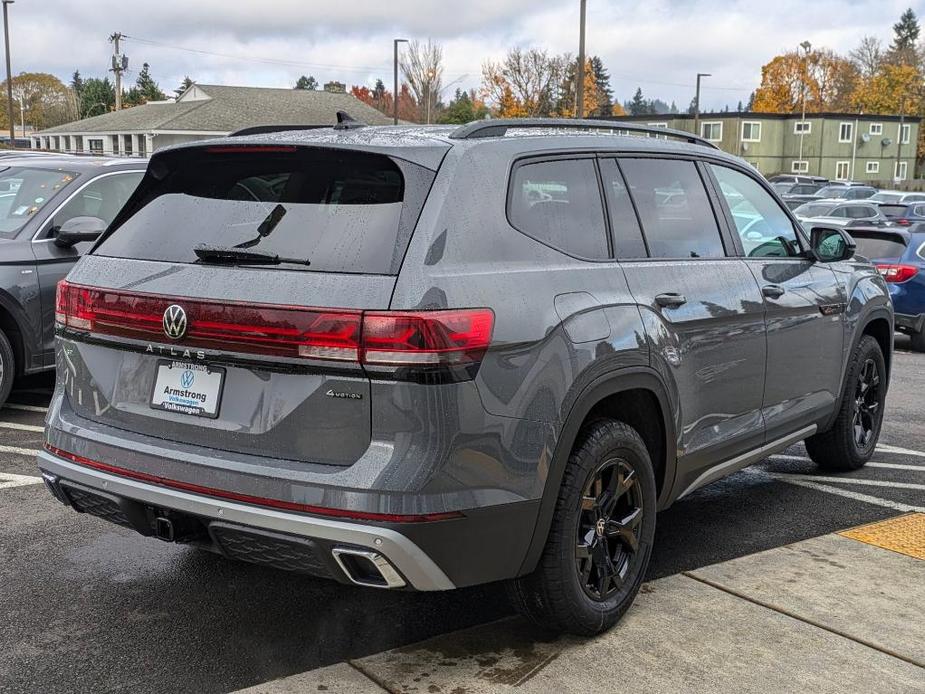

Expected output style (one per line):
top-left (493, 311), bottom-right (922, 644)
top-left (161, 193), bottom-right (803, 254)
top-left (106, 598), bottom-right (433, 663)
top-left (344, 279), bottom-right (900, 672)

top-left (1, 337), bottom-right (923, 693)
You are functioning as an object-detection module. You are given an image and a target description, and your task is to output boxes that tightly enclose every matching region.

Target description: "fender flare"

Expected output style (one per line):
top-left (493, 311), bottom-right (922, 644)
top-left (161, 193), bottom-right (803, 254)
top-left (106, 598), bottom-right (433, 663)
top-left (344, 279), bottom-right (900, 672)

top-left (517, 366), bottom-right (677, 577)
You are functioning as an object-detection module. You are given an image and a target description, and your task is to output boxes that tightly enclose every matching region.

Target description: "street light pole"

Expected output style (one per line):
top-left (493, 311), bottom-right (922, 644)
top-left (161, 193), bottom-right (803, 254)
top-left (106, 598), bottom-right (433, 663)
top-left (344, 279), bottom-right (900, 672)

top-left (798, 40), bottom-right (811, 166)
top-left (576, 0), bottom-right (587, 119)
top-left (694, 73), bottom-right (710, 136)
top-left (2, 1), bottom-right (14, 149)
top-left (393, 38), bottom-right (408, 125)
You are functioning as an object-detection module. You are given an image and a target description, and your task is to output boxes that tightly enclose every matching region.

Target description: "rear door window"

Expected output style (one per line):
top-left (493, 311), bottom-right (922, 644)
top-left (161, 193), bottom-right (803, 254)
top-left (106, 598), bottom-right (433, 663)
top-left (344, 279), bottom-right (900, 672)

top-left (96, 147), bottom-right (433, 275)
top-left (508, 158), bottom-right (609, 259)
top-left (619, 158), bottom-right (726, 259)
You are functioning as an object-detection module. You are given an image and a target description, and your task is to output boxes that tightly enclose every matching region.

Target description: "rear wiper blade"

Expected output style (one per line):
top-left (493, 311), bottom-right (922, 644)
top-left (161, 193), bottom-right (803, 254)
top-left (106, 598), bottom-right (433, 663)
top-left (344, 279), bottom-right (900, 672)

top-left (193, 244), bottom-right (310, 266)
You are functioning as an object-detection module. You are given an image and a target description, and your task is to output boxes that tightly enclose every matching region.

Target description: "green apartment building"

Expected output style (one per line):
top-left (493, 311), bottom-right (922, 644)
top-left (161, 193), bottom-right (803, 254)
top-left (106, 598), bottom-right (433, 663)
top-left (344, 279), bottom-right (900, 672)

top-left (607, 112), bottom-right (919, 183)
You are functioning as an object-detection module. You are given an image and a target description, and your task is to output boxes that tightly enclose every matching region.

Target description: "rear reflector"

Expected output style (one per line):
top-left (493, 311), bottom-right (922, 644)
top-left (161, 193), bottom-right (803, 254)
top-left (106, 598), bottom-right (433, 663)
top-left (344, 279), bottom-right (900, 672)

top-left (44, 443), bottom-right (463, 523)
top-left (56, 280), bottom-right (494, 377)
top-left (876, 263), bottom-right (918, 283)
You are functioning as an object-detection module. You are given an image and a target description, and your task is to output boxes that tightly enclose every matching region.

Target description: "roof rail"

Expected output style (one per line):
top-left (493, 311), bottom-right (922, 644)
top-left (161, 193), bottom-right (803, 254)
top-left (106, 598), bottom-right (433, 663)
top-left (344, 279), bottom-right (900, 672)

top-left (448, 118), bottom-right (719, 149)
top-left (230, 124), bottom-right (327, 137)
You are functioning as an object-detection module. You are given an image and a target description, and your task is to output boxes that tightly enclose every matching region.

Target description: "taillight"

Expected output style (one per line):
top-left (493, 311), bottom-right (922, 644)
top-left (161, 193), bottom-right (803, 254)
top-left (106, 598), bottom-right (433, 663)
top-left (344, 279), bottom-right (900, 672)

top-left (56, 282), bottom-right (494, 381)
top-left (362, 309), bottom-right (494, 381)
top-left (876, 264), bottom-right (919, 283)
top-left (897, 218), bottom-right (911, 226)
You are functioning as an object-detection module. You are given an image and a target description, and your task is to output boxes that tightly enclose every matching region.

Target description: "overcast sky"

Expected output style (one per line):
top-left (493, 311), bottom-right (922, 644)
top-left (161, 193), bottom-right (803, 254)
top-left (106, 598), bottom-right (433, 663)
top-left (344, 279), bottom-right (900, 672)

top-left (11, 0), bottom-right (924, 110)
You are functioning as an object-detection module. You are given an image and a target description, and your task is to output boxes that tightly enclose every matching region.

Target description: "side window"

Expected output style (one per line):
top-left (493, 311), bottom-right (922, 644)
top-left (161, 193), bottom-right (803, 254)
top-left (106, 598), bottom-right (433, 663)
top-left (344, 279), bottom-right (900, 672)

top-left (619, 158), bottom-right (725, 259)
top-left (914, 205), bottom-right (925, 216)
top-left (846, 206), bottom-right (874, 219)
top-left (598, 159), bottom-right (647, 258)
top-left (829, 207), bottom-right (848, 218)
top-left (708, 164), bottom-right (801, 258)
top-left (509, 158), bottom-right (609, 259)
top-left (46, 172), bottom-right (144, 238)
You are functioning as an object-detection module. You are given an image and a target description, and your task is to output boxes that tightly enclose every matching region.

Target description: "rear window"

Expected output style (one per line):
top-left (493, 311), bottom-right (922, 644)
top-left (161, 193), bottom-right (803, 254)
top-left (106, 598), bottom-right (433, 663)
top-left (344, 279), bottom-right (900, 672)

top-left (870, 193), bottom-right (902, 203)
top-left (96, 147), bottom-right (433, 274)
top-left (794, 203), bottom-right (836, 218)
top-left (850, 233), bottom-right (908, 260)
top-left (879, 204), bottom-right (908, 218)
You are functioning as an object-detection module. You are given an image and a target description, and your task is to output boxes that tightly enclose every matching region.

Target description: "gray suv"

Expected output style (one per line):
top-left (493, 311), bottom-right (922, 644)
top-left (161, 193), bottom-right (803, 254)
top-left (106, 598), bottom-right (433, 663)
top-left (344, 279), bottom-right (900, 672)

top-left (0, 157), bottom-right (145, 405)
top-left (39, 119), bottom-right (892, 635)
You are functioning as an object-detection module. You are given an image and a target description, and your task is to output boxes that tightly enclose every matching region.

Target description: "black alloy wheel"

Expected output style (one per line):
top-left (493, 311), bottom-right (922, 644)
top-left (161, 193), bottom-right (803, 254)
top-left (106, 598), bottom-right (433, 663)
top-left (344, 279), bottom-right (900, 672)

top-left (576, 458), bottom-right (644, 601)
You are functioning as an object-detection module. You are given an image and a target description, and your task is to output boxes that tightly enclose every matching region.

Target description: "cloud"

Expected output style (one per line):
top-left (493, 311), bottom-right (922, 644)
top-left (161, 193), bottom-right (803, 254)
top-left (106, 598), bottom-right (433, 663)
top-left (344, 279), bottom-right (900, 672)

top-left (7, 0), bottom-right (918, 108)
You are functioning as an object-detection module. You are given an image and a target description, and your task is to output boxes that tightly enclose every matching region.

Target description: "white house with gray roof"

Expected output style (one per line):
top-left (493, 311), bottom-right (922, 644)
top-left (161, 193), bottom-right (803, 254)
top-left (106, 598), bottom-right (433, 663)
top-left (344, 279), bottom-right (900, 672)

top-left (31, 83), bottom-right (393, 156)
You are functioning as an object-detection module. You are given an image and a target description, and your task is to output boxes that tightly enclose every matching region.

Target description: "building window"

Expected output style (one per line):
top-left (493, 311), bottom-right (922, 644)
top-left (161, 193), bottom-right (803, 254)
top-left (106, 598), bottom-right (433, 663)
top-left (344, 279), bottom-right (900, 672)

top-left (866, 161), bottom-right (880, 174)
top-left (647, 122), bottom-right (669, 128)
top-left (122, 134), bottom-right (133, 156)
top-left (138, 136), bottom-right (147, 157)
top-left (88, 139), bottom-right (104, 154)
top-left (895, 161), bottom-right (908, 181)
top-left (701, 122), bottom-right (723, 142)
top-left (741, 121), bottom-right (761, 142)
top-left (869, 123), bottom-right (883, 136)
top-left (901, 123), bottom-right (911, 144)
top-left (839, 122), bottom-right (853, 143)
top-left (835, 161), bottom-right (850, 180)
top-left (794, 121), bottom-right (811, 135)
top-left (791, 160), bottom-right (809, 173)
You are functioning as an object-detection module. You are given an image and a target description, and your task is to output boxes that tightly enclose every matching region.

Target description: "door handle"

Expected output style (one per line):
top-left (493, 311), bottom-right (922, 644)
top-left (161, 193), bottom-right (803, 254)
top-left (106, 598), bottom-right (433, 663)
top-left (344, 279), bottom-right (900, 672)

top-left (655, 292), bottom-right (687, 308)
top-left (762, 285), bottom-right (785, 299)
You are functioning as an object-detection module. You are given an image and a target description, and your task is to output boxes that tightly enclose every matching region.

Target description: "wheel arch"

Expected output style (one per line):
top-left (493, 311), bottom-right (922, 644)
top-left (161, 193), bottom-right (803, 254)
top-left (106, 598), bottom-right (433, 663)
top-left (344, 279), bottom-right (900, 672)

top-left (517, 367), bottom-right (677, 577)
top-left (0, 290), bottom-right (33, 378)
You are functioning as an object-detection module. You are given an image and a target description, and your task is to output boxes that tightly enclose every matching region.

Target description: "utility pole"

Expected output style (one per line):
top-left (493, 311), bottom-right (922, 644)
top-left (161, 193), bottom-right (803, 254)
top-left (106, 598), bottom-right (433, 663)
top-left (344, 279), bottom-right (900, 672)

top-left (110, 32), bottom-right (124, 111)
top-left (798, 41), bottom-right (811, 166)
top-left (576, 0), bottom-right (587, 119)
top-left (2, 1), bottom-right (14, 149)
top-left (694, 73), bottom-right (710, 136)
top-left (393, 38), bottom-right (408, 125)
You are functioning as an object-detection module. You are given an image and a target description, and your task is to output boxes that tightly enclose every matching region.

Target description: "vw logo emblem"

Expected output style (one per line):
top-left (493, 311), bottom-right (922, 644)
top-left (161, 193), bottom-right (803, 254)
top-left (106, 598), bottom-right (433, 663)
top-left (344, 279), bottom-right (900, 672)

top-left (180, 370), bottom-right (195, 388)
top-left (163, 305), bottom-right (188, 340)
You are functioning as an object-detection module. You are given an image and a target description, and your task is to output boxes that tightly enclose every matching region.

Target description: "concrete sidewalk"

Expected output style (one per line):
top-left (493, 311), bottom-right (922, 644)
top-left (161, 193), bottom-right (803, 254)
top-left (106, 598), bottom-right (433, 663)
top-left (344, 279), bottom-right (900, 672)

top-left (240, 515), bottom-right (925, 693)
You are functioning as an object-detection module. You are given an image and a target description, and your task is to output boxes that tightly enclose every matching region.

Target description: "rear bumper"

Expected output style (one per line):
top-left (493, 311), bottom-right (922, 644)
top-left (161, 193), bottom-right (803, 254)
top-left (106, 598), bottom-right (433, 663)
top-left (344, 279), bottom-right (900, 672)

top-left (895, 312), bottom-right (924, 334)
top-left (38, 449), bottom-right (454, 591)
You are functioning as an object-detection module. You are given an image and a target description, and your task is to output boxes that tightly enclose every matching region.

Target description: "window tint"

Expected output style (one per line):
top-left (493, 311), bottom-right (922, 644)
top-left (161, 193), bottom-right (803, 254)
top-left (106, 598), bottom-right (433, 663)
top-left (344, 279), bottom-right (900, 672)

top-left (619, 158), bottom-right (724, 259)
top-left (709, 164), bottom-right (800, 258)
top-left (47, 172), bottom-right (144, 238)
top-left (97, 149), bottom-right (431, 274)
top-left (0, 166), bottom-right (78, 238)
top-left (850, 233), bottom-right (908, 260)
top-left (509, 158), bottom-right (608, 259)
top-left (914, 205), bottom-right (925, 216)
top-left (599, 159), bottom-right (647, 258)
top-left (845, 205), bottom-right (874, 219)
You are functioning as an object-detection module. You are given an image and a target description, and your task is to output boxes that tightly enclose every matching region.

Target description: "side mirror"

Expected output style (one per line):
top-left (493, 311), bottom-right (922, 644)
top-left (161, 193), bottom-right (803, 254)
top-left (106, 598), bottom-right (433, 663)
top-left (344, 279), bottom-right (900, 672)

top-left (54, 216), bottom-right (107, 248)
top-left (809, 226), bottom-right (856, 263)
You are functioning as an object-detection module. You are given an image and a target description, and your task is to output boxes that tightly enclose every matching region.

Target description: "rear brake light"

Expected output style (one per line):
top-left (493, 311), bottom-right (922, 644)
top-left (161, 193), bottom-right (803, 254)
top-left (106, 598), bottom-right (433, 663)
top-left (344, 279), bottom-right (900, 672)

top-left (205, 146), bottom-right (298, 154)
top-left (56, 281), bottom-right (494, 380)
top-left (876, 264), bottom-right (918, 283)
top-left (897, 218), bottom-right (911, 226)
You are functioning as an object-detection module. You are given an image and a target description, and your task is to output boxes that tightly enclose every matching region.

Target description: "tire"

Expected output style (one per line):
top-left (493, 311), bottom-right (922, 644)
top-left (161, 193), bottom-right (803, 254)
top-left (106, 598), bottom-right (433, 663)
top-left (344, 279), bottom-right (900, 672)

top-left (0, 329), bottom-right (14, 408)
top-left (911, 330), bottom-right (925, 353)
top-left (508, 420), bottom-right (657, 636)
top-left (805, 335), bottom-right (886, 471)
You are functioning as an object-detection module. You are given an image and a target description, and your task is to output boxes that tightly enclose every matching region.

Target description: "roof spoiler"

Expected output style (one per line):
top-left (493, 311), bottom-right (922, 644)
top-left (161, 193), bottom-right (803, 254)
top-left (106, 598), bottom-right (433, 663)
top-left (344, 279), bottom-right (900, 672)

top-left (229, 111), bottom-right (367, 137)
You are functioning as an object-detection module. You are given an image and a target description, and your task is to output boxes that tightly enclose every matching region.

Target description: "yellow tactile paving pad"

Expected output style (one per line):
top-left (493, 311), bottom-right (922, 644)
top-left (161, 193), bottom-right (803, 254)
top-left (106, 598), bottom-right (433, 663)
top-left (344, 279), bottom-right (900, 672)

top-left (839, 513), bottom-right (925, 560)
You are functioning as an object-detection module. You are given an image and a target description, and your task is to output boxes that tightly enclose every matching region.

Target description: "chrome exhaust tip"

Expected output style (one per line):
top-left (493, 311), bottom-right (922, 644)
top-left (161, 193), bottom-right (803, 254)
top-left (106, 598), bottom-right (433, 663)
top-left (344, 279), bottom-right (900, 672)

top-left (332, 547), bottom-right (406, 589)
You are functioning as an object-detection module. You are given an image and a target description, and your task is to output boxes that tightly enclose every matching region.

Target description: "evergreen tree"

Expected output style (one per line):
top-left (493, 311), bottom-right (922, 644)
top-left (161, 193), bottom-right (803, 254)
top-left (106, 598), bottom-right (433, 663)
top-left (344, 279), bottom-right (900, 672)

top-left (79, 77), bottom-right (115, 118)
top-left (687, 97), bottom-right (697, 115)
top-left (669, 100), bottom-right (678, 114)
top-left (70, 70), bottom-right (83, 98)
top-left (174, 76), bottom-right (194, 97)
top-left (588, 56), bottom-right (613, 117)
top-left (629, 87), bottom-right (647, 115)
top-left (125, 63), bottom-right (167, 105)
top-left (746, 91), bottom-right (756, 110)
top-left (295, 75), bottom-right (318, 90)
top-left (736, 100), bottom-right (744, 112)
top-left (438, 88), bottom-right (489, 124)
top-left (891, 8), bottom-right (920, 53)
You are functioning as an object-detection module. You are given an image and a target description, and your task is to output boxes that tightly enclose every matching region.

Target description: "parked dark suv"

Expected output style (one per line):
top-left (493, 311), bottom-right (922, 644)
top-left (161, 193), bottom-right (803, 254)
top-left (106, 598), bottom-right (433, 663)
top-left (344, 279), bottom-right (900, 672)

top-left (0, 156), bottom-right (145, 405)
top-left (39, 119), bottom-right (893, 636)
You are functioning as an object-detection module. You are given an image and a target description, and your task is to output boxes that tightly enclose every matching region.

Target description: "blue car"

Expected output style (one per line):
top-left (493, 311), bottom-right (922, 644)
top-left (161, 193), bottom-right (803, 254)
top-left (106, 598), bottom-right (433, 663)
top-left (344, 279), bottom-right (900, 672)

top-left (850, 227), bottom-right (925, 350)
top-left (877, 202), bottom-right (925, 228)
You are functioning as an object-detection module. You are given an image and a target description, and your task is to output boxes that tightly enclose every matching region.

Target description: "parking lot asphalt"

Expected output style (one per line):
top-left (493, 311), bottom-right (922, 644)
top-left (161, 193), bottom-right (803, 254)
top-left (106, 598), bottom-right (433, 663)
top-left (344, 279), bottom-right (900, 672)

top-left (0, 337), bottom-right (922, 694)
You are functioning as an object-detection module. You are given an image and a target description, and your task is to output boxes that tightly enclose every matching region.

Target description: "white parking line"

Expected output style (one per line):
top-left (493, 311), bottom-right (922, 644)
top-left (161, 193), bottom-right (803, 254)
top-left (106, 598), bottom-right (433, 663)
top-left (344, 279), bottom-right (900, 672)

top-left (757, 472), bottom-right (925, 513)
top-left (768, 473), bottom-right (925, 491)
top-left (769, 454), bottom-right (923, 471)
top-left (0, 444), bottom-right (40, 456)
top-left (0, 421), bottom-right (44, 433)
top-left (0, 472), bottom-right (42, 489)
top-left (3, 403), bottom-right (48, 414)
top-left (876, 443), bottom-right (925, 458)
